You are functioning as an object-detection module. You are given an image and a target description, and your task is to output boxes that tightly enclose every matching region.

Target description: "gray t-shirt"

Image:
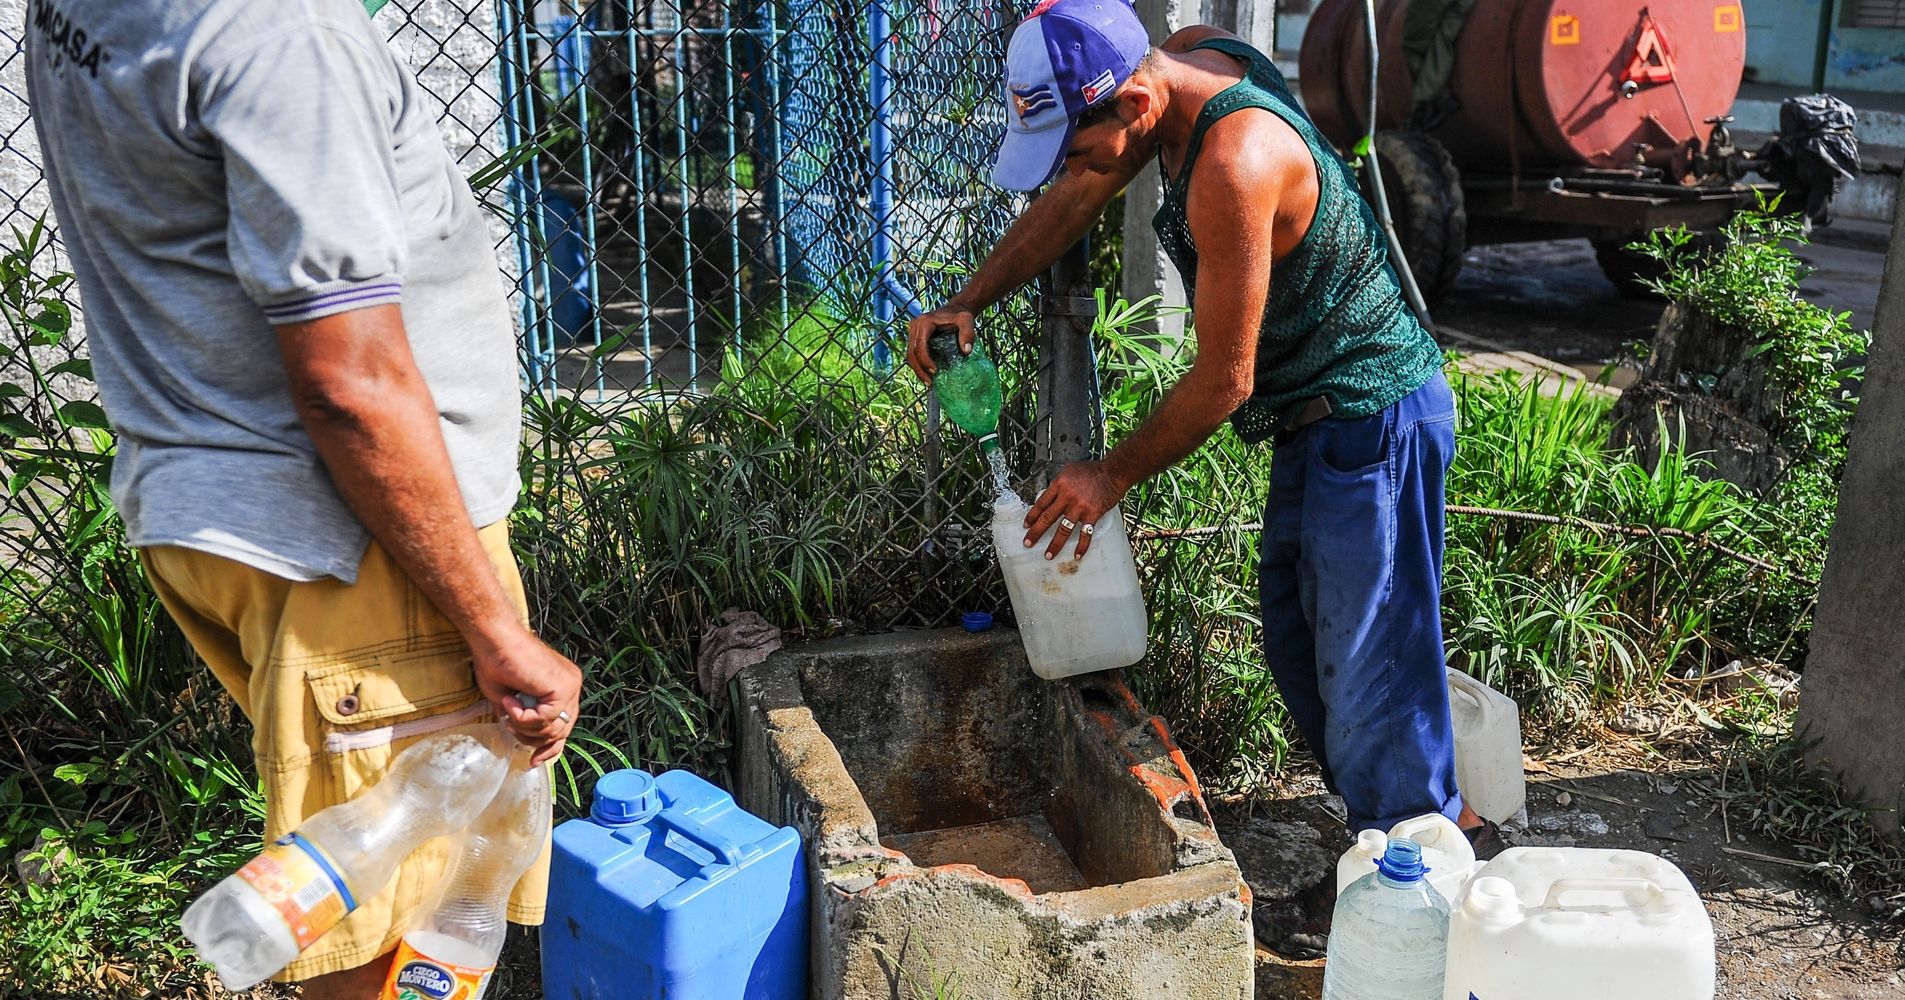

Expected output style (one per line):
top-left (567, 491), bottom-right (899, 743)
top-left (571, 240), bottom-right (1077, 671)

top-left (24, 0), bottom-right (521, 582)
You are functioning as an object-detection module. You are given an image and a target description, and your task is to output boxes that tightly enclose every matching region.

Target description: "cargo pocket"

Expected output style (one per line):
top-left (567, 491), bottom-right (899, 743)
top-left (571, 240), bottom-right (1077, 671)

top-left (305, 635), bottom-right (490, 803)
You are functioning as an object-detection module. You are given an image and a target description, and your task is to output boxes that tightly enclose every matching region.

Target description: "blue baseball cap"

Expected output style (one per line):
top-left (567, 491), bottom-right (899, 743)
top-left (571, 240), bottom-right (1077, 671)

top-left (993, 0), bottom-right (1151, 191)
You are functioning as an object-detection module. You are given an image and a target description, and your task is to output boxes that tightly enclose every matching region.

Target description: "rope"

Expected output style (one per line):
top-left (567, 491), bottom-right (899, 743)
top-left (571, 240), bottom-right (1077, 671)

top-left (1444, 504), bottom-right (1794, 580)
top-left (1132, 504), bottom-right (1808, 583)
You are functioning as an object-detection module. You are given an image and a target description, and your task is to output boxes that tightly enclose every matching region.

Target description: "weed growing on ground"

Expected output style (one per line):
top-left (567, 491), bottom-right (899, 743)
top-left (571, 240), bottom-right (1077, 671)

top-left (1, 222), bottom-right (264, 994)
top-left (1443, 374), bottom-right (1817, 720)
top-left (0, 821), bottom-right (258, 997)
top-left (1707, 694), bottom-right (1905, 917)
top-left (1088, 292), bottom-right (1286, 781)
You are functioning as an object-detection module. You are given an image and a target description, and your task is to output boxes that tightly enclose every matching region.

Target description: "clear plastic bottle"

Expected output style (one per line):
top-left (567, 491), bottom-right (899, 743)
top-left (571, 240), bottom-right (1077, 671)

top-left (181, 726), bottom-right (513, 991)
top-left (1322, 837), bottom-right (1451, 1000)
top-left (379, 753), bottom-right (551, 1000)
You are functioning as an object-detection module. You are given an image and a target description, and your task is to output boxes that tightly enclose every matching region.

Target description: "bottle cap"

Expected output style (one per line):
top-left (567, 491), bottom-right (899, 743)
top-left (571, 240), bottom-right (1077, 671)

top-left (592, 769), bottom-right (663, 826)
top-left (926, 328), bottom-right (963, 368)
top-left (1376, 837), bottom-right (1429, 882)
top-left (961, 611), bottom-right (994, 633)
top-left (1465, 876), bottom-right (1521, 923)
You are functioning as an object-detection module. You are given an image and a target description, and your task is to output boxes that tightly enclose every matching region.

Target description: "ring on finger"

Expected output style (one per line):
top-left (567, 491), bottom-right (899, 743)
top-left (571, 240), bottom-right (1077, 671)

top-left (1081, 523), bottom-right (1094, 536)
top-left (557, 710), bottom-right (571, 722)
top-left (1058, 516), bottom-right (1077, 531)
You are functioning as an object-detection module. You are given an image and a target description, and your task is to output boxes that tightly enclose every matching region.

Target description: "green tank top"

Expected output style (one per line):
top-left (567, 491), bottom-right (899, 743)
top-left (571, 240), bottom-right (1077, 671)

top-left (1152, 37), bottom-right (1443, 444)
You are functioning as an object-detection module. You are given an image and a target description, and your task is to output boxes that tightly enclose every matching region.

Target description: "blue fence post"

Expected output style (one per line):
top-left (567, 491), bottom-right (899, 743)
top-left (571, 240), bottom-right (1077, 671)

top-left (539, 190), bottom-right (595, 345)
top-left (759, 0), bottom-right (789, 328)
top-left (496, 0), bottom-right (560, 392)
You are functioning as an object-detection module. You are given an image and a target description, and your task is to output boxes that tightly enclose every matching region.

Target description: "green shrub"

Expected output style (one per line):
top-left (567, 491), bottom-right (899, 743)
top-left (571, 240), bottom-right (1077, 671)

top-left (1444, 373), bottom-right (1818, 718)
top-left (1634, 205), bottom-right (1869, 463)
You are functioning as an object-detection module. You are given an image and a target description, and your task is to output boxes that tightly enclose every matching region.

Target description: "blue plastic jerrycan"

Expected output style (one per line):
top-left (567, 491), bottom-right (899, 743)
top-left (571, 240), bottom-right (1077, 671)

top-left (543, 769), bottom-right (807, 999)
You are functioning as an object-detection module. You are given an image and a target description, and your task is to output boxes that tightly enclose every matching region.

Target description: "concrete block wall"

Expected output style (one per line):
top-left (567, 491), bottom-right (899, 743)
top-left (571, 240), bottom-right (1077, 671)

top-left (3, 0), bottom-right (56, 254)
top-left (735, 629), bottom-right (1255, 1000)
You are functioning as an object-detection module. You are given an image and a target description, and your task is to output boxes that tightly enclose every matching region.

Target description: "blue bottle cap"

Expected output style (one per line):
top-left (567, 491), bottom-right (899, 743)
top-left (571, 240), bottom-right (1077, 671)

top-left (1376, 837), bottom-right (1429, 882)
top-left (592, 769), bottom-right (663, 826)
top-left (961, 611), bottom-right (994, 633)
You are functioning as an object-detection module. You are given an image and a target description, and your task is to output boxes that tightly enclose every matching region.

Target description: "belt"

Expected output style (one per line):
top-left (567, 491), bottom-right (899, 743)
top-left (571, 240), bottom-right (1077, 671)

top-left (1273, 396), bottom-right (1334, 447)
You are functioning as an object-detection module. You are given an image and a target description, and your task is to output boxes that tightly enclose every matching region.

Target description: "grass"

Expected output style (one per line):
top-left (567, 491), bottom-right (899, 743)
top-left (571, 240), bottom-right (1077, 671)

top-left (1441, 373), bottom-right (1820, 722)
top-left (1704, 691), bottom-right (1905, 918)
top-left (0, 822), bottom-right (260, 997)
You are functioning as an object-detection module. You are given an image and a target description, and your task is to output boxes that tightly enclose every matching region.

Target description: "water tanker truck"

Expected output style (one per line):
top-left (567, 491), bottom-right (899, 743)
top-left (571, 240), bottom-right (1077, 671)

top-left (1298, 0), bottom-right (1857, 298)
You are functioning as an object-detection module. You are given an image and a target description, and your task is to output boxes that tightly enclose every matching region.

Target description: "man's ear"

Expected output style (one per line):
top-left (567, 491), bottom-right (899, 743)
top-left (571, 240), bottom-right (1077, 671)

top-left (1119, 85), bottom-right (1154, 125)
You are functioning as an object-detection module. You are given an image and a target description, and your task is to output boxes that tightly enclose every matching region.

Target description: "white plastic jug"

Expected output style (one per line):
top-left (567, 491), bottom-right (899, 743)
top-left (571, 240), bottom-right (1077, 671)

top-left (1444, 847), bottom-right (1715, 1000)
top-left (992, 498), bottom-right (1146, 680)
top-left (1446, 669), bottom-right (1525, 824)
top-left (1336, 813), bottom-right (1478, 906)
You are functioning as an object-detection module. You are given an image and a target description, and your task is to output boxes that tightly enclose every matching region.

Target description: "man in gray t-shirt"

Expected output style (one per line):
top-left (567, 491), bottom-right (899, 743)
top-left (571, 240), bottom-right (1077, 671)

top-left (27, 0), bottom-right (581, 991)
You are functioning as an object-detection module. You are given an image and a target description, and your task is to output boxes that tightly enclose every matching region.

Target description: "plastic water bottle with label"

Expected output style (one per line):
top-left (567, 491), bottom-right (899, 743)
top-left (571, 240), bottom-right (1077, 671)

top-left (380, 751), bottom-right (550, 1000)
top-left (1322, 837), bottom-right (1451, 1000)
top-left (180, 726), bottom-right (513, 991)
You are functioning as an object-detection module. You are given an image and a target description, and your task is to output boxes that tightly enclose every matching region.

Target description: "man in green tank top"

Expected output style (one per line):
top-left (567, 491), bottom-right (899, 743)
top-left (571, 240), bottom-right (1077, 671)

top-left (905, 0), bottom-right (1499, 872)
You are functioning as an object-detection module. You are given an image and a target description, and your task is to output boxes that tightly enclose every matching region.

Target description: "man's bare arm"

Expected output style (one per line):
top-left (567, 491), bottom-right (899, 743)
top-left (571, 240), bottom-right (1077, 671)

top-left (277, 305), bottom-right (580, 764)
top-left (1023, 113), bottom-right (1280, 558)
top-left (905, 164), bottom-right (1135, 382)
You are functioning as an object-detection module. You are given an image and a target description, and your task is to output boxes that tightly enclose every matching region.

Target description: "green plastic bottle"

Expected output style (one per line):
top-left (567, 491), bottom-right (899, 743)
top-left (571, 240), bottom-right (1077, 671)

top-left (928, 328), bottom-right (1003, 454)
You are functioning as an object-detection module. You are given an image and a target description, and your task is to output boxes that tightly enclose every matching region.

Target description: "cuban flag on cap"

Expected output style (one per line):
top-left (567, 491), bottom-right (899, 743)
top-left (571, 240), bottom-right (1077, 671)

top-left (992, 0), bottom-right (1151, 191)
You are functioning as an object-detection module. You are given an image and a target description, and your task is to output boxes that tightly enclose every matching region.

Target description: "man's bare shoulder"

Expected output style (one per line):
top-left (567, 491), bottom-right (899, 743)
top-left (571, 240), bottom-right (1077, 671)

top-left (1183, 111), bottom-right (1310, 227)
top-left (1161, 25), bottom-right (1239, 53)
top-left (1200, 105), bottom-right (1309, 177)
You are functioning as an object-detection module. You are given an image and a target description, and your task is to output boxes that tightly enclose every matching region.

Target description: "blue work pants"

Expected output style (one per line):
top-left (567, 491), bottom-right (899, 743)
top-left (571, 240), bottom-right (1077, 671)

top-left (1259, 371), bottom-right (1463, 832)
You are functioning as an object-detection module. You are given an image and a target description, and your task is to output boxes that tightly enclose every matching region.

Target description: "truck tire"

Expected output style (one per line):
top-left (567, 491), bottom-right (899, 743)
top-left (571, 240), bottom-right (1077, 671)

top-left (1364, 129), bottom-right (1467, 303)
top-left (1593, 240), bottom-right (1666, 299)
top-left (1594, 231), bottom-right (1728, 300)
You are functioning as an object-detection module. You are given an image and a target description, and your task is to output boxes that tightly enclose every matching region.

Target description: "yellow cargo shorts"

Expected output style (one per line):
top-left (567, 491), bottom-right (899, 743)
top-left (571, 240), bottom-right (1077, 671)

top-left (140, 522), bottom-right (550, 982)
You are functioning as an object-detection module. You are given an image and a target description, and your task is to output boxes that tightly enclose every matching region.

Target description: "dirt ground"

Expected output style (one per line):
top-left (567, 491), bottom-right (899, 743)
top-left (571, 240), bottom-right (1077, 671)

top-left (1247, 724), bottom-right (1905, 1000)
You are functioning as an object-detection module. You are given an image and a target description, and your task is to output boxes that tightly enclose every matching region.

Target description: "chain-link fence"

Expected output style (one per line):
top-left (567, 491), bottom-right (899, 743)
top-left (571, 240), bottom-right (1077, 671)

top-left (497, 0), bottom-right (1030, 388)
top-left (1, 0), bottom-right (1095, 638)
top-left (492, 0), bottom-right (1093, 634)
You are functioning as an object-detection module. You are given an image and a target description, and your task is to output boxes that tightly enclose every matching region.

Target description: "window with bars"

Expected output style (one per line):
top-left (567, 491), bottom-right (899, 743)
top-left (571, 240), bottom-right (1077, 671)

top-left (1842, 0), bottom-right (1905, 29)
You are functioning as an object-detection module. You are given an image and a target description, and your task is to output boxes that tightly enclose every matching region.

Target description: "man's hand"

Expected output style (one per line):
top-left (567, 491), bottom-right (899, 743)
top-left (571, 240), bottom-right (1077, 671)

top-left (905, 303), bottom-right (977, 384)
top-left (280, 307), bottom-right (587, 767)
top-left (1025, 460), bottom-right (1127, 560)
top-left (471, 624), bottom-right (583, 766)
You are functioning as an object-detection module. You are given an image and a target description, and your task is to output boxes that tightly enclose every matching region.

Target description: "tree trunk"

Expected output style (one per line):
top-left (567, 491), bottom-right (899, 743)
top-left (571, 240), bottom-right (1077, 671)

top-left (1610, 301), bottom-right (1791, 494)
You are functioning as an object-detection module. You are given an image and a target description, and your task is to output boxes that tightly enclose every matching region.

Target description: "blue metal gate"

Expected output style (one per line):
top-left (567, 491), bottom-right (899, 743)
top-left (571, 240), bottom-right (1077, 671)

top-left (495, 0), bottom-right (1026, 394)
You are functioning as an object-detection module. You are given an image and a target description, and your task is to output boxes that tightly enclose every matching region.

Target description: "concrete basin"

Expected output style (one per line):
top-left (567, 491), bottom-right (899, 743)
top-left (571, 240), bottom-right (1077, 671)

top-left (735, 629), bottom-right (1254, 1000)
